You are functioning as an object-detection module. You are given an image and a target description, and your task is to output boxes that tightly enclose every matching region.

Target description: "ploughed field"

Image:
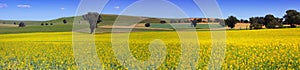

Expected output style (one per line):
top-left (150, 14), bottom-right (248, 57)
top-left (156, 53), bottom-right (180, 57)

top-left (0, 28), bottom-right (300, 69)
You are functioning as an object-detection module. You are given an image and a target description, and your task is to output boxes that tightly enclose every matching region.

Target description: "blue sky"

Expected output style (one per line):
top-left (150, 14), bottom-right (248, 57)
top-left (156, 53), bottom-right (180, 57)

top-left (0, 0), bottom-right (299, 21)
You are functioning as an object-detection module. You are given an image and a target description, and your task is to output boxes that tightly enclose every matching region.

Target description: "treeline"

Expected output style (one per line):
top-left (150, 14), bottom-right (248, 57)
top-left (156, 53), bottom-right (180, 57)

top-left (225, 9), bottom-right (300, 29)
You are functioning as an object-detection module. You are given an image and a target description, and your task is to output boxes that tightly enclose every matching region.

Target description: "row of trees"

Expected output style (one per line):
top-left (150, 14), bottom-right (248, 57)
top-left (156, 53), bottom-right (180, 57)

top-left (225, 9), bottom-right (300, 29)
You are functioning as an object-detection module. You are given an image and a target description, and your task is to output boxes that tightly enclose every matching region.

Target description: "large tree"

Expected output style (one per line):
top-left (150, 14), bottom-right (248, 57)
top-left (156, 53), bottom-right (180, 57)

top-left (283, 10), bottom-right (300, 28)
top-left (264, 14), bottom-right (282, 28)
top-left (244, 20), bottom-right (249, 23)
top-left (249, 17), bottom-right (264, 29)
top-left (83, 12), bottom-right (100, 34)
top-left (225, 16), bottom-right (239, 29)
top-left (240, 19), bottom-right (244, 23)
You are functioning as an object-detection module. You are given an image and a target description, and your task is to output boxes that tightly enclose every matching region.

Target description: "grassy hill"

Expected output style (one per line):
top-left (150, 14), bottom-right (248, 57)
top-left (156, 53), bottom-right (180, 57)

top-left (0, 14), bottom-right (194, 34)
top-left (0, 14), bottom-right (141, 34)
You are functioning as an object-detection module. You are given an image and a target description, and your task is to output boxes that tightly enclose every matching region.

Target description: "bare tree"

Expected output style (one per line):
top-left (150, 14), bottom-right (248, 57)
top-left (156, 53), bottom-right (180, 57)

top-left (83, 12), bottom-right (100, 34)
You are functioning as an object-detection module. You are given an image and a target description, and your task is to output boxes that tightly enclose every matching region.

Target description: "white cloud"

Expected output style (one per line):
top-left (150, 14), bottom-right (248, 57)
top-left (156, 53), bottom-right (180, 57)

top-left (114, 6), bottom-right (120, 9)
top-left (0, 3), bottom-right (8, 8)
top-left (61, 7), bottom-right (65, 10)
top-left (17, 4), bottom-right (31, 8)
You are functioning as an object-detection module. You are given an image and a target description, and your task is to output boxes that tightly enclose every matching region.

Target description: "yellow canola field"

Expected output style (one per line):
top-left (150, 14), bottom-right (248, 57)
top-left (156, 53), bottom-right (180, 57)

top-left (0, 28), bottom-right (300, 69)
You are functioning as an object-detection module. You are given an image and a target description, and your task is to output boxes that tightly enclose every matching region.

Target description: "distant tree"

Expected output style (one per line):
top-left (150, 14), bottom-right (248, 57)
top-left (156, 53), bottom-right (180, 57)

top-left (249, 17), bottom-right (264, 29)
top-left (63, 19), bottom-right (67, 24)
top-left (225, 16), bottom-right (239, 29)
top-left (264, 14), bottom-right (283, 28)
top-left (197, 18), bottom-right (202, 22)
top-left (265, 14), bottom-right (276, 28)
top-left (160, 20), bottom-right (167, 24)
top-left (83, 12), bottom-right (100, 34)
top-left (283, 10), bottom-right (300, 28)
top-left (145, 23), bottom-right (150, 27)
top-left (240, 19), bottom-right (244, 23)
top-left (244, 20), bottom-right (249, 23)
top-left (277, 18), bottom-right (284, 23)
top-left (191, 18), bottom-right (198, 27)
top-left (19, 22), bottom-right (25, 27)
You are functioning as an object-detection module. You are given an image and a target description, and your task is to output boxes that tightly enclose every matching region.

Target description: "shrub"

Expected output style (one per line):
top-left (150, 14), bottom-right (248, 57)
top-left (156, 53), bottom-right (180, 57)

top-left (19, 22), bottom-right (25, 27)
top-left (63, 19), bottom-right (67, 24)
top-left (145, 23), bottom-right (150, 27)
top-left (160, 21), bottom-right (166, 24)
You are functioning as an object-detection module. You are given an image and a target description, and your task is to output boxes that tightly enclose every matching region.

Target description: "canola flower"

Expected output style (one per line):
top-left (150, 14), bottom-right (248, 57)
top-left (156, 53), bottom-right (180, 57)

top-left (0, 29), bottom-right (300, 69)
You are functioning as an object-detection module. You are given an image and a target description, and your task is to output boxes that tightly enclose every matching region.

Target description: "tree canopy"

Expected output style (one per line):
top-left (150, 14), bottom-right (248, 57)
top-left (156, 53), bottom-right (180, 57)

top-left (283, 10), bottom-right (300, 28)
top-left (264, 14), bottom-right (283, 28)
top-left (225, 16), bottom-right (239, 29)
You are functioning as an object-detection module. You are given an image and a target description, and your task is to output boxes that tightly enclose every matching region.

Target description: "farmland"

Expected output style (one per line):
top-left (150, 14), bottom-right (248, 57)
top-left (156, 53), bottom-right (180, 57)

top-left (0, 28), bottom-right (300, 69)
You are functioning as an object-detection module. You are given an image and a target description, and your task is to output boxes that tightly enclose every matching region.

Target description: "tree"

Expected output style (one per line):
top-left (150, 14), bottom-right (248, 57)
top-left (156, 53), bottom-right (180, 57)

top-left (240, 19), bottom-right (244, 23)
top-left (63, 19), bottom-right (67, 24)
top-left (264, 15), bottom-right (274, 25)
top-left (283, 10), bottom-right (300, 28)
top-left (19, 22), bottom-right (25, 27)
top-left (145, 23), bottom-right (150, 27)
top-left (225, 16), bottom-right (239, 29)
top-left (249, 17), bottom-right (264, 29)
top-left (83, 12), bottom-right (100, 34)
top-left (244, 20), bottom-right (249, 23)
top-left (197, 18), bottom-right (202, 22)
top-left (264, 14), bottom-right (282, 28)
top-left (160, 20), bottom-right (167, 24)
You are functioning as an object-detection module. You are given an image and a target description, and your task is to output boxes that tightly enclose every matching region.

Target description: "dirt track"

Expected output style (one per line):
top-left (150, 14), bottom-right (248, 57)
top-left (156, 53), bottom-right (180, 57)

top-left (0, 24), bottom-right (18, 27)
